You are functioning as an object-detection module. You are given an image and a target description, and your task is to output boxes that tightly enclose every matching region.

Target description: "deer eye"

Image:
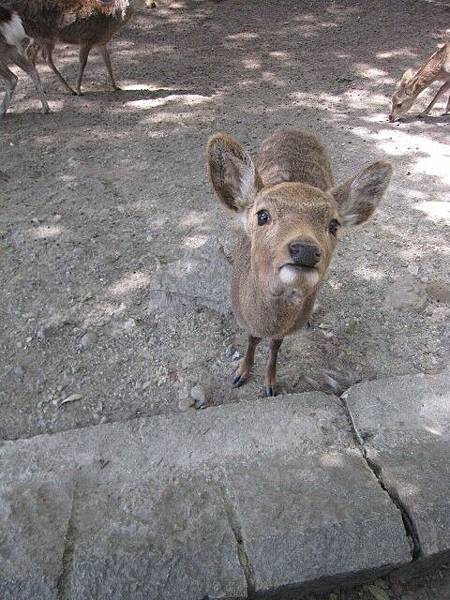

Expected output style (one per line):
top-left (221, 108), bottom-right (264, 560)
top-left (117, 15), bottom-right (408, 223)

top-left (257, 209), bottom-right (271, 226)
top-left (396, 102), bottom-right (402, 108)
top-left (328, 219), bottom-right (340, 235)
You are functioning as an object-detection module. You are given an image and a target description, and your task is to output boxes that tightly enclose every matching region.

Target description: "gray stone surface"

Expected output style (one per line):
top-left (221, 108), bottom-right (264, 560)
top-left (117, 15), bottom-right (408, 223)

top-left (345, 372), bottom-right (450, 562)
top-left (0, 479), bottom-right (73, 600)
top-left (0, 393), bottom-right (413, 599)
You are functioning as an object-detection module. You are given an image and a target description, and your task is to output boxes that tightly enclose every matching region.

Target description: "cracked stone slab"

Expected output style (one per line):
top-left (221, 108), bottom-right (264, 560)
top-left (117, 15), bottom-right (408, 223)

top-left (345, 372), bottom-right (450, 563)
top-left (0, 479), bottom-right (73, 600)
top-left (218, 394), bottom-right (411, 596)
top-left (0, 393), bottom-right (411, 599)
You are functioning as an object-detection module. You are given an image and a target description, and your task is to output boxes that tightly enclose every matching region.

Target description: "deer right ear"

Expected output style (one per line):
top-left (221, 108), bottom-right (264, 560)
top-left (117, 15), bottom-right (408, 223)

top-left (400, 68), bottom-right (415, 87)
top-left (207, 133), bottom-right (262, 213)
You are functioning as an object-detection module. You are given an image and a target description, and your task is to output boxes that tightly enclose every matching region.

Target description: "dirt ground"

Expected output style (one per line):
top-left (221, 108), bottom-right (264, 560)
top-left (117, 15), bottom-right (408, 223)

top-left (1, 0), bottom-right (450, 596)
top-left (2, 0), bottom-right (449, 438)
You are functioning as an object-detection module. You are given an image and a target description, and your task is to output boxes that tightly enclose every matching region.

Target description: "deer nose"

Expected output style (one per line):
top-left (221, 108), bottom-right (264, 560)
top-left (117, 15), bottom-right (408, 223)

top-left (289, 242), bottom-right (321, 267)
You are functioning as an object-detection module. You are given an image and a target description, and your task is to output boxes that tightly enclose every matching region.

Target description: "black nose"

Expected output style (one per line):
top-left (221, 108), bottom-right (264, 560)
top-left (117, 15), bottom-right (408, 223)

top-left (289, 242), bottom-right (321, 267)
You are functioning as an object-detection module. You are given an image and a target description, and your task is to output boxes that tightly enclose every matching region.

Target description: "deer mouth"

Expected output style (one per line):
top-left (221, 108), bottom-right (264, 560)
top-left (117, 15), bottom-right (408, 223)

top-left (279, 264), bottom-right (320, 286)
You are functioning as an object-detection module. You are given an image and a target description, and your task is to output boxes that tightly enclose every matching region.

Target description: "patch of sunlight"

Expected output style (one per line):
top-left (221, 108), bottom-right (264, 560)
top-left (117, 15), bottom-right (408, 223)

top-left (376, 49), bottom-right (416, 60)
top-left (242, 58), bottom-right (261, 70)
top-left (125, 93), bottom-right (214, 109)
top-left (269, 51), bottom-right (290, 60)
top-left (415, 201), bottom-right (450, 223)
top-left (344, 89), bottom-right (390, 107)
top-left (183, 234), bottom-right (209, 249)
top-left (120, 84), bottom-right (179, 92)
top-left (353, 266), bottom-right (385, 281)
top-left (32, 225), bottom-right (62, 239)
top-left (109, 271), bottom-right (150, 296)
top-left (423, 424), bottom-right (444, 437)
top-left (320, 453), bottom-right (345, 468)
top-left (353, 63), bottom-right (395, 84)
top-left (227, 32), bottom-right (259, 41)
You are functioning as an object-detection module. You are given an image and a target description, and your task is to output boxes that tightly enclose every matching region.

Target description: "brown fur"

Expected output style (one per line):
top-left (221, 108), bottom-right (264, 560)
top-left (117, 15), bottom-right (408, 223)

top-left (208, 129), bottom-right (393, 396)
top-left (389, 41), bottom-right (450, 121)
top-left (3, 0), bottom-right (145, 95)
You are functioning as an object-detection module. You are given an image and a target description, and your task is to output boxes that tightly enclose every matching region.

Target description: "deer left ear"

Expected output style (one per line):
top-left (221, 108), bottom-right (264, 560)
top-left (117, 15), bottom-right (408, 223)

top-left (330, 161), bottom-right (393, 226)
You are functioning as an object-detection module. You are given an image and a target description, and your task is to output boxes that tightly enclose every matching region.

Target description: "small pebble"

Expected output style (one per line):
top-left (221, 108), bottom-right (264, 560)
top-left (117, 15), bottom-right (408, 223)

top-left (190, 384), bottom-right (207, 409)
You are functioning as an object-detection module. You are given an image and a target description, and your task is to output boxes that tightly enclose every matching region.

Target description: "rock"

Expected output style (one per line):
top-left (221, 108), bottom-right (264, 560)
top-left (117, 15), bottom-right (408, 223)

top-left (190, 384), bottom-right (207, 409)
top-left (384, 275), bottom-right (427, 311)
top-left (80, 331), bottom-right (97, 350)
top-left (345, 372), bottom-right (450, 562)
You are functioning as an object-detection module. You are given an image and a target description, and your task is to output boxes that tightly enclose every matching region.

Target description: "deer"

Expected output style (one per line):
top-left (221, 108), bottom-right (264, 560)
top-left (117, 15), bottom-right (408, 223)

top-left (389, 41), bottom-right (450, 121)
top-left (0, 6), bottom-right (49, 117)
top-left (207, 129), bottom-right (393, 396)
top-left (5, 0), bottom-right (147, 96)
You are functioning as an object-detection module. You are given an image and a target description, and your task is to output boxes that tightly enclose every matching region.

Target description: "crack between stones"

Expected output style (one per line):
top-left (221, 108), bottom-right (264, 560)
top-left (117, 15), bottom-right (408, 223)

top-left (218, 483), bottom-right (256, 599)
top-left (56, 482), bottom-right (77, 600)
top-left (340, 395), bottom-right (422, 562)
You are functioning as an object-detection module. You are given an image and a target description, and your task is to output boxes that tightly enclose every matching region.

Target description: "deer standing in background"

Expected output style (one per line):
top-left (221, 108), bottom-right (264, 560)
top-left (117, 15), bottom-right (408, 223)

top-left (3, 0), bottom-right (146, 96)
top-left (208, 130), bottom-right (393, 396)
top-left (389, 41), bottom-right (450, 121)
top-left (0, 6), bottom-right (49, 117)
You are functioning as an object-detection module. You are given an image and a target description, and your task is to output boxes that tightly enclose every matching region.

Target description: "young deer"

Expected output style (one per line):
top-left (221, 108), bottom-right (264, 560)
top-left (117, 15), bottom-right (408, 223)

top-left (8, 0), bottom-right (146, 96)
top-left (0, 6), bottom-right (49, 117)
top-left (389, 41), bottom-right (450, 121)
top-left (208, 130), bottom-right (392, 396)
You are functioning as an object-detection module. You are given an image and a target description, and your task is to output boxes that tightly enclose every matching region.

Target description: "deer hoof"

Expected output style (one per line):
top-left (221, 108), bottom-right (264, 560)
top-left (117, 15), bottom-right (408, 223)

top-left (231, 372), bottom-right (248, 388)
top-left (263, 385), bottom-right (276, 397)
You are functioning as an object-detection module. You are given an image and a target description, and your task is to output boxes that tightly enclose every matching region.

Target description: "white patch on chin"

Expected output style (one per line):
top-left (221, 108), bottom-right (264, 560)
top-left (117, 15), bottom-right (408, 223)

top-left (0, 13), bottom-right (27, 54)
top-left (279, 265), bottom-right (319, 287)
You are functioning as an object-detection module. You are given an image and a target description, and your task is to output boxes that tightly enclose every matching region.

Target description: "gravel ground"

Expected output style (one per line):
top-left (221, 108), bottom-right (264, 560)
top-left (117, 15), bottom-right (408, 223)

top-left (1, 0), bottom-right (449, 596)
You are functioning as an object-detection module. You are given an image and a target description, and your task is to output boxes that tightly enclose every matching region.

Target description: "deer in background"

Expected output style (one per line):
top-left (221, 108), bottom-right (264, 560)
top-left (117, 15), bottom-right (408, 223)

top-left (0, 6), bottom-right (49, 117)
top-left (4, 0), bottom-right (147, 96)
top-left (389, 41), bottom-right (450, 121)
top-left (208, 130), bottom-right (393, 396)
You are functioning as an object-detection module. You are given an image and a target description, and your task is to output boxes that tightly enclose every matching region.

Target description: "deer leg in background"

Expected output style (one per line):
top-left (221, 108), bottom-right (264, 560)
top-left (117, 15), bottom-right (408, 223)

top-left (0, 66), bottom-right (18, 118)
top-left (13, 51), bottom-right (50, 114)
top-left (231, 334), bottom-right (261, 388)
top-left (76, 43), bottom-right (93, 95)
top-left (99, 43), bottom-right (120, 91)
top-left (45, 41), bottom-right (77, 95)
top-left (264, 338), bottom-right (283, 397)
top-left (420, 80), bottom-right (450, 116)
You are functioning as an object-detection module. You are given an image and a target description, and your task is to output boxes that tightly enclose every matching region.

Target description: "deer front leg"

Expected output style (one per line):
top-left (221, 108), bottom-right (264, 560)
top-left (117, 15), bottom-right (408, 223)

top-left (264, 338), bottom-right (283, 397)
top-left (231, 334), bottom-right (261, 388)
top-left (420, 80), bottom-right (450, 116)
top-left (445, 86), bottom-right (450, 114)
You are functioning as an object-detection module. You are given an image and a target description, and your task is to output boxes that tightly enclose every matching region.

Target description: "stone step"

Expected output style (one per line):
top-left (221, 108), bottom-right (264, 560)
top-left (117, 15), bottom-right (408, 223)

top-left (4, 377), bottom-right (447, 599)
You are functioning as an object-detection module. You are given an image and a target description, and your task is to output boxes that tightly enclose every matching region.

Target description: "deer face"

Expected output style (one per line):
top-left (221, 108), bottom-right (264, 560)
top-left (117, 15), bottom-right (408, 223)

top-left (241, 183), bottom-right (340, 297)
top-left (389, 69), bottom-right (417, 121)
top-left (207, 132), bottom-right (392, 300)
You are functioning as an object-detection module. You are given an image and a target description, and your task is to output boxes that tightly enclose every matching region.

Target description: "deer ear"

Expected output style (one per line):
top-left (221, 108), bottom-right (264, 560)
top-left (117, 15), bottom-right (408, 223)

top-left (400, 68), bottom-right (415, 86)
top-left (207, 133), bottom-right (262, 213)
top-left (330, 161), bottom-right (393, 226)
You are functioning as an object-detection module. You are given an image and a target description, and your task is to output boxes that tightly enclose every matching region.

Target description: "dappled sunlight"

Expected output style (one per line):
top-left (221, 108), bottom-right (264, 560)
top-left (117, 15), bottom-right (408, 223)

top-left (125, 93), bottom-right (216, 109)
top-left (109, 271), bottom-right (151, 296)
top-left (30, 225), bottom-right (63, 240)
top-left (183, 234), bottom-right (209, 249)
top-left (416, 201), bottom-right (450, 224)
